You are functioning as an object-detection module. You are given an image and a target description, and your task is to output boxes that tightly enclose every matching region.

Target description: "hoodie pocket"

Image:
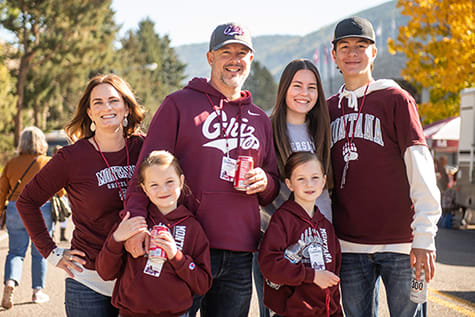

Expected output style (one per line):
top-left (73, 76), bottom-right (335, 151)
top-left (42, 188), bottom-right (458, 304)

top-left (196, 191), bottom-right (260, 251)
top-left (285, 284), bottom-right (326, 316)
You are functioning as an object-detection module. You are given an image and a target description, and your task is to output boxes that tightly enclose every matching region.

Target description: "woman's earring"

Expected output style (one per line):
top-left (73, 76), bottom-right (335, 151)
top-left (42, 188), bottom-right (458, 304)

top-left (122, 116), bottom-right (128, 128)
top-left (90, 121), bottom-right (96, 132)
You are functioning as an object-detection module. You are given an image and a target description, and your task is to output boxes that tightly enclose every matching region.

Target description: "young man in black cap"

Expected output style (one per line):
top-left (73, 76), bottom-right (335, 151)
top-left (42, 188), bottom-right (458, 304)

top-left (327, 16), bottom-right (441, 316)
top-left (123, 22), bottom-right (279, 317)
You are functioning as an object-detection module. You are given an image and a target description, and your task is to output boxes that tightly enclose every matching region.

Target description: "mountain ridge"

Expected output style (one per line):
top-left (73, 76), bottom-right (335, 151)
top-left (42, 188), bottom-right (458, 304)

top-left (175, 0), bottom-right (408, 96)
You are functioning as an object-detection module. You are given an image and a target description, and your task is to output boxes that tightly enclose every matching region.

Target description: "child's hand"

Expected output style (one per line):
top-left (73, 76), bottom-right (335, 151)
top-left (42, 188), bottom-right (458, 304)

top-left (151, 230), bottom-right (178, 260)
top-left (113, 212), bottom-right (148, 242)
top-left (313, 270), bottom-right (340, 289)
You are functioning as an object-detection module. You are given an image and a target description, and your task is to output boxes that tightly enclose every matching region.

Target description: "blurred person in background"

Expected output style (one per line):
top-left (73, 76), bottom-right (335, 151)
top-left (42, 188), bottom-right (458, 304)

top-left (436, 156), bottom-right (449, 193)
top-left (51, 145), bottom-right (71, 243)
top-left (0, 126), bottom-right (65, 309)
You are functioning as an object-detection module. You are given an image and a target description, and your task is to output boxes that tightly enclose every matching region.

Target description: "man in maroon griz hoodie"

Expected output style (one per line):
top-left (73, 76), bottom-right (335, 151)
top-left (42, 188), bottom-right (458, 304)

top-left (123, 22), bottom-right (279, 317)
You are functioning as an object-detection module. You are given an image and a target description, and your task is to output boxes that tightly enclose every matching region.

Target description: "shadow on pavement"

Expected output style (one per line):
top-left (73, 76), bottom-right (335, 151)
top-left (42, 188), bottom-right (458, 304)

top-left (441, 290), bottom-right (475, 306)
top-left (435, 228), bottom-right (475, 266)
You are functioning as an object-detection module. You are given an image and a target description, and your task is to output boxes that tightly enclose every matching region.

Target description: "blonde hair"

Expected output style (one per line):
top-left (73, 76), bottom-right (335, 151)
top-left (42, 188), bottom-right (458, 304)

top-left (65, 74), bottom-right (145, 142)
top-left (17, 126), bottom-right (48, 155)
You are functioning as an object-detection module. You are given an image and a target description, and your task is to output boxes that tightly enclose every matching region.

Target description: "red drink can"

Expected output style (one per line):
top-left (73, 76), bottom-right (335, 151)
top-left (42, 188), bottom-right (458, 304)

top-left (234, 156), bottom-right (254, 191)
top-left (149, 225), bottom-right (168, 261)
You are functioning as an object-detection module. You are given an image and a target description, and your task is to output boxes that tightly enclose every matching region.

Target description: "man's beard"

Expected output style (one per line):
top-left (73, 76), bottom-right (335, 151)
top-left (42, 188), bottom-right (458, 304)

top-left (221, 71), bottom-right (249, 89)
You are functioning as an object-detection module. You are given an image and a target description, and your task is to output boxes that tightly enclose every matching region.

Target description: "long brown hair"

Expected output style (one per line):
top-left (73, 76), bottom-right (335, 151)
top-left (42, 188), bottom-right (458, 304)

top-left (65, 74), bottom-right (145, 142)
top-left (270, 59), bottom-right (332, 186)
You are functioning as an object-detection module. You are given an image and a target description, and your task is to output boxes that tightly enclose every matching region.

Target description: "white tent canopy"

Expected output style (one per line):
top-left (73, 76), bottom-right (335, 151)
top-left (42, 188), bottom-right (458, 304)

top-left (431, 117), bottom-right (460, 140)
top-left (424, 116), bottom-right (460, 140)
top-left (423, 116), bottom-right (460, 153)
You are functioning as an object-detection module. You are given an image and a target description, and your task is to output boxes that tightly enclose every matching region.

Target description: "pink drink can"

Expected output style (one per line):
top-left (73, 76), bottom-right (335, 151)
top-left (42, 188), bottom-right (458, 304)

top-left (149, 225), bottom-right (168, 261)
top-left (234, 156), bottom-right (254, 190)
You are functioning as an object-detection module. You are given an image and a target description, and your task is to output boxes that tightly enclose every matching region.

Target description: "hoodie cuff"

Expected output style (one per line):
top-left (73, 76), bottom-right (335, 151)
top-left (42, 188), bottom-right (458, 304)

top-left (169, 250), bottom-right (186, 269)
top-left (304, 267), bottom-right (315, 283)
top-left (106, 237), bottom-right (125, 255)
top-left (258, 171), bottom-right (278, 206)
top-left (412, 232), bottom-right (436, 251)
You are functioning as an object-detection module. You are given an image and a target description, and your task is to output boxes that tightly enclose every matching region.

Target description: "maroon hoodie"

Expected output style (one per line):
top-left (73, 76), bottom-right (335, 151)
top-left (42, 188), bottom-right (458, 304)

top-left (125, 78), bottom-right (279, 252)
top-left (17, 136), bottom-right (143, 269)
top-left (258, 200), bottom-right (343, 317)
top-left (327, 87), bottom-right (426, 244)
top-left (96, 204), bottom-right (212, 317)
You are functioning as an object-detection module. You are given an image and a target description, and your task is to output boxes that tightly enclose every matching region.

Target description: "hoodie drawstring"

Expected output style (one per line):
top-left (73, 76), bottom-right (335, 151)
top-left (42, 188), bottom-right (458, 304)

top-left (325, 288), bottom-right (330, 317)
top-left (338, 88), bottom-right (360, 111)
top-left (205, 93), bottom-right (244, 157)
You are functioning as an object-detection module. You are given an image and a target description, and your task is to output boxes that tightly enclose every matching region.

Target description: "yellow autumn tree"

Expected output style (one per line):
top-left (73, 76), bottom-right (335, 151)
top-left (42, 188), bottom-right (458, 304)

top-left (388, 0), bottom-right (475, 124)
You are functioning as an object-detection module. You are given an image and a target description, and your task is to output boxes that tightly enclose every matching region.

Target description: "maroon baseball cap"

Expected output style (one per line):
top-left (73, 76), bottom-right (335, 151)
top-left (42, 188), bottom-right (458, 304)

top-left (209, 22), bottom-right (254, 52)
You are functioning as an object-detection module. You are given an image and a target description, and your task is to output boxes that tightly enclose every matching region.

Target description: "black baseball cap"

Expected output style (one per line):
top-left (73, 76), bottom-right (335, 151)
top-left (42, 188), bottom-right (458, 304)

top-left (209, 22), bottom-right (254, 52)
top-left (332, 17), bottom-right (375, 45)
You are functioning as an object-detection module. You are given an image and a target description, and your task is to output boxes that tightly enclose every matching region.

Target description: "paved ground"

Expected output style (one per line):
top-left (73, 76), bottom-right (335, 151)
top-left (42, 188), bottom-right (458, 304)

top-left (0, 222), bottom-right (473, 316)
top-left (0, 223), bottom-right (70, 316)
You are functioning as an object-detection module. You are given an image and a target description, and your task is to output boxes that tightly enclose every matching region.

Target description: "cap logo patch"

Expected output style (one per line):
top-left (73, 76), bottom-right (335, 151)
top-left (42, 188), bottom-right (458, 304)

top-left (224, 25), bottom-right (244, 36)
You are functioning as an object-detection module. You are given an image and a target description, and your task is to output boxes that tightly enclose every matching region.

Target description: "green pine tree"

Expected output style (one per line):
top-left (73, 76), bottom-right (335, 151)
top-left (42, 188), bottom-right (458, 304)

top-left (0, 42), bottom-right (16, 162)
top-left (243, 60), bottom-right (277, 112)
top-left (0, 0), bottom-right (118, 144)
top-left (115, 18), bottom-right (186, 129)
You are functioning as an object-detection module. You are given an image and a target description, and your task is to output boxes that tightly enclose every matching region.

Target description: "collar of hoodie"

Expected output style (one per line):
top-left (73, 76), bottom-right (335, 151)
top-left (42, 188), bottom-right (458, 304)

top-left (337, 79), bottom-right (401, 111)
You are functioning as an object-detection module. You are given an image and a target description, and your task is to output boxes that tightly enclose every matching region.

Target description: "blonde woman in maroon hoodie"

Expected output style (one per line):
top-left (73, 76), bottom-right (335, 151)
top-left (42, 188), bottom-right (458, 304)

top-left (259, 152), bottom-right (343, 317)
top-left (96, 150), bottom-right (212, 317)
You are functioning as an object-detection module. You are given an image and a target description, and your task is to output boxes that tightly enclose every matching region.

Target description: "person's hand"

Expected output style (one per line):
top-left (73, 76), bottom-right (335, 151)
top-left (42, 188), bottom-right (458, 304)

top-left (410, 248), bottom-right (436, 282)
top-left (124, 230), bottom-right (150, 258)
top-left (313, 270), bottom-right (340, 289)
top-left (112, 212), bottom-right (148, 242)
top-left (244, 167), bottom-right (268, 195)
top-left (57, 249), bottom-right (87, 278)
top-left (152, 230), bottom-right (178, 260)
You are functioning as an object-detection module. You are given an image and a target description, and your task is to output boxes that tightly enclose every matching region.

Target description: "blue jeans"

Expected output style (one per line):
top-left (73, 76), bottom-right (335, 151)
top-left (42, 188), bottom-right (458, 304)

top-left (252, 251), bottom-right (270, 317)
top-left (65, 278), bottom-right (118, 317)
top-left (189, 249), bottom-right (253, 317)
top-left (340, 253), bottom-right (425, 317)
top-left (4, 200), bottom-right (53, 289)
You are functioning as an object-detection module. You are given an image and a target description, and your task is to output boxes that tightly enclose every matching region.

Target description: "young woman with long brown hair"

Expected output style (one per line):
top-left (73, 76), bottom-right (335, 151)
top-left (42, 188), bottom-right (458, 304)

top-left (254, 59), bottom-right (333, 317)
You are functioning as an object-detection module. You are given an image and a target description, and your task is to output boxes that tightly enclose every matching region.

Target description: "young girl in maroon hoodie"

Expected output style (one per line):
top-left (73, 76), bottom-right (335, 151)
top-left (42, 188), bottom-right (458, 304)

top-left (258, 151), bottom-right (343, 317)
top-left (96, 150), bottom-right (212, 317)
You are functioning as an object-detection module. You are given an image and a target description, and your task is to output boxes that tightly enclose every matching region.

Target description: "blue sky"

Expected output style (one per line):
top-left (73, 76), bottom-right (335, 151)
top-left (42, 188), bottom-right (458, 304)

top-left (112, 0), bottom-right (392, 47)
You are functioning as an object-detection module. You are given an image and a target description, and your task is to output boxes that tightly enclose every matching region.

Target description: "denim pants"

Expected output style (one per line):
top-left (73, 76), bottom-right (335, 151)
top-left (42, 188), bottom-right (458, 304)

top-left (4, 200), bottom-right (53, 289)
top-left (252, 251), bottom-right (270, 317)
top-left (189, 249), bottom-right (253, 317)
top-left (340, 253), bottom-right (425, 317)
top-left (65, 278), bottom-right (118, 317)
